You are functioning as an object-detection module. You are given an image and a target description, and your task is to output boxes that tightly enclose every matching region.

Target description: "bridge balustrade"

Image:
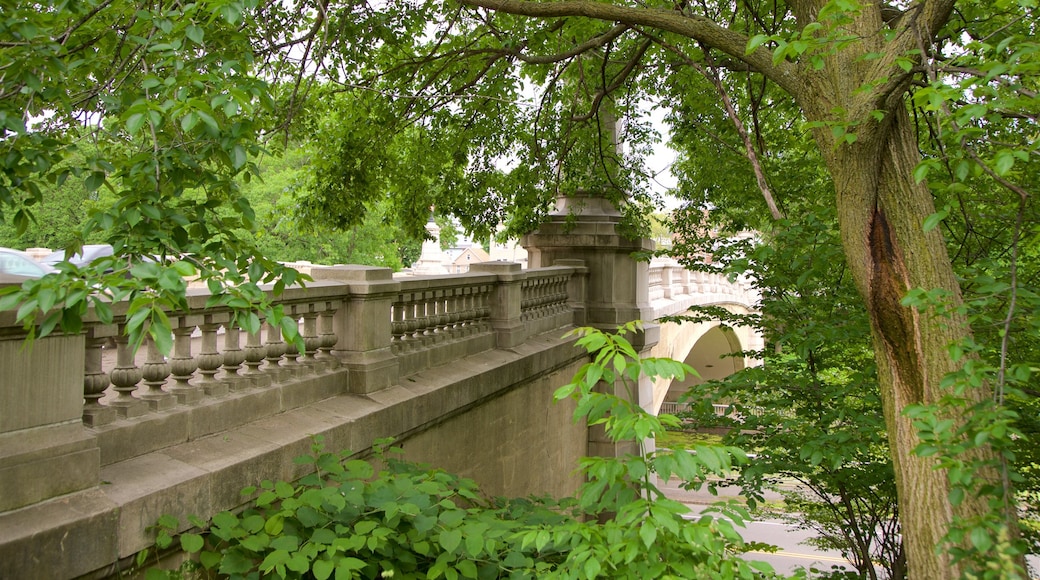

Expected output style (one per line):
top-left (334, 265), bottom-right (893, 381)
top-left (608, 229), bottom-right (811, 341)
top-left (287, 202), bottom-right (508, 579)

top-left (77, 284), bottom-right (346, 432)
top-left (647, 258), bottom-right (761, 319)
top-left (0, 262), bottom-right (586, 504)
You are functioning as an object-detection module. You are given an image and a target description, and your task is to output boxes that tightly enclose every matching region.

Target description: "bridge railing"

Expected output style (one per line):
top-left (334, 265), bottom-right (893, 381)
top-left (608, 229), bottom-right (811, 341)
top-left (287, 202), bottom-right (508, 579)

top-left (81, 282), bottom-right (347, 429)
top-left (647, 258), bottom-right (761, 316)
top-left (0, 261), bottom-right (587, 512)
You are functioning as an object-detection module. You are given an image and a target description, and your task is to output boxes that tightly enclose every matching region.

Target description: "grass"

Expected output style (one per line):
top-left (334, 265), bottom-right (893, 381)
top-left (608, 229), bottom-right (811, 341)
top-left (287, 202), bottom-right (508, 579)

top-left (655, 429), bottom-right (723, 450)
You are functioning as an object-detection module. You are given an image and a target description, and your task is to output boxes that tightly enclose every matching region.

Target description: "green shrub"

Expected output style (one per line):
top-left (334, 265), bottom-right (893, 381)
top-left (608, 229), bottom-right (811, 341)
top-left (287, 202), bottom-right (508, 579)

top-left (147, 324), bottom-right (777, 579)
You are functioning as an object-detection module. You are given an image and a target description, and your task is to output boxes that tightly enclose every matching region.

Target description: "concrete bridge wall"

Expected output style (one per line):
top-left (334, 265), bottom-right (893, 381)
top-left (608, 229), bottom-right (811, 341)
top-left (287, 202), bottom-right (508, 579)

top-left (0, 263), bottom-right (591, 579)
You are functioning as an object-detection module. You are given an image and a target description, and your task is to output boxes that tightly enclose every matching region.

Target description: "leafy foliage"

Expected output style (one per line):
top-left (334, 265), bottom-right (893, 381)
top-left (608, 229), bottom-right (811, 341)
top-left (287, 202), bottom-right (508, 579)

top-left (145, 325), bottom-right (778, 579)
top-left (0, 0), bottom-right (306, 351)
top-left (668, 207), bottom-right (905, 579)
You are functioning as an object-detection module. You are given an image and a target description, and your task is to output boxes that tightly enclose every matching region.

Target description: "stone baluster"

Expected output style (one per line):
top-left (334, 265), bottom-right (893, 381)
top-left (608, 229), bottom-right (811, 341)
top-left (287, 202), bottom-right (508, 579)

top-left (82, 327), bottom-right (117, 427)
top-left (390, 300), bottom-right (407, 355)
top-left (418, 293), bottom-right (436, 348)
top-left (242, 327), bottom-right (271, 388)
top-left (538, 277), bottom-right (551, 318)
top-left (301, 308), bottom-right (321, 369)
top-left (549, 275), bottom-right (563, 315)
top-left (138, 335), bottom-right (175, 411)
top-left (317, 306), bottom-right (339, 369)
top-left (480, 284), bottom-right (494, 333)
top-left (263, 320), bottom-right (288, 382)
top-left (447, 289), bottom-right (462, 340)
top-left (431, 290), bottom-right (446, 344)
top-left (536, 278), bottom-right (544, 320)
top-left (403, 295), bottom-right (420, 349)
top-left (281, 311), bottom-right (304, 379)
top-left (405, 294), bottom-right (423, 351)
top-left (107, 332), bottom-right (147, 418)
top-left (196, 319), bottom-right (228, 397)
top-left (520, 280), bottom-right (532, 322)
top-left (462, 287), bottom-right (477, 336)
top-left (221, 321), bottom-right (247, 390)
top-left (168, 323), bottom-right (202, 404)
top-left (549, 275), bottom-right (562, 315)
top-left (556, 274), bottom-right (568, 312)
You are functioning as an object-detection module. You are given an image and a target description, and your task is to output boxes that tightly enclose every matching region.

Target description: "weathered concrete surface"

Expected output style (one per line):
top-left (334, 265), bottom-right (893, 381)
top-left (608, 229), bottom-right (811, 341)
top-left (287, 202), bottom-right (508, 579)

top-left (0, 329), bottom-right (586, 580)
top-left (0, 333), bottom-right (99, 514)
top-left (398, 335), bottom-right (588, 498)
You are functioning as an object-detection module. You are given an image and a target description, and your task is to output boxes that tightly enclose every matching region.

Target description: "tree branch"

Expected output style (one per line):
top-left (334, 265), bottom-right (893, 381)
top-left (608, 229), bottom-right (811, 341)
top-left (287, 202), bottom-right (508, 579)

top-left (517, 23), bottom-right (631, 64)
top-left (570, 38), bottom-right (652, 122)
top-left (456, 0), bottom-right (805, 98)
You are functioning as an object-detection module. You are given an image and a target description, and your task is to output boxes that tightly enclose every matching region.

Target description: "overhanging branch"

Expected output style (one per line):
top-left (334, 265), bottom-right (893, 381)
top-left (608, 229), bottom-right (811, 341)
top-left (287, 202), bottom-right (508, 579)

top-left (456, 0), bottom-right (806, 98)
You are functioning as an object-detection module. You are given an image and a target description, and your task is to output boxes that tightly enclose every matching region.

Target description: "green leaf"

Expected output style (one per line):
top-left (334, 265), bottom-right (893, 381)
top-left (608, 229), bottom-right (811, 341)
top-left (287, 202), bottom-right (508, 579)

top-left (270, 535), bottom-right (300, 552)
top-left (746, 34), bottom-right (771, 54)
top-left (84, 171), bottom-right (106, 192)
top-left (464, 532), bottom-right (483, 557)
top-left (232, 145), bottom-right (248, 169)
top-left (313, 558), bottom-right (334, 580)
top-left (969, 526), bottom-right (993, 552)
top-left (171, 260), bottom-right (196, 277)
top-left (181, 112), bottom-right (198, 132)
top-left (275, 480), bottom-right (295, 498)
top-left (200, 550), bottom-right (222, 569)
top-left (922, 208), bottom-right (948, 232)
top-left (994, 150), bottom-right (1015, 175)
top-left (439, 528), bottom-right (462, 553)
top-left (259, 549), bottom-right (291, 573)
top-left (125, 112), bottom-right (147, 135)
top-left (337, 557), bottom-right (366, 572)
top-left (457, 560), bottom-right (478, 578)
top-left (180, 533), bottom-right (204, 553)
top-left (584, 555), bottom-right (601, 578)
top-left (639, 522), bottom-right (657, 548)
top-left (354, 520), bottom-right (378, 535)
top-left (185, 24), bottom-right (204, 44)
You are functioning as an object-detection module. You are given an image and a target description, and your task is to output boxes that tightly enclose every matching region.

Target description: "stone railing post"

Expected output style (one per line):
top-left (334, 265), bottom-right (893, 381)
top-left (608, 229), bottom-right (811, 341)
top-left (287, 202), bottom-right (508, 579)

top-left (0, 290), bottom-right (99, 512)
top-left (311, 266), bottom-right (399, 394)
top-left (522, 194), bottom-right (657, 336)
top-left (468, 261), bottom-right (526, 349)
top-left (662, 265), bottom-right (674, 299)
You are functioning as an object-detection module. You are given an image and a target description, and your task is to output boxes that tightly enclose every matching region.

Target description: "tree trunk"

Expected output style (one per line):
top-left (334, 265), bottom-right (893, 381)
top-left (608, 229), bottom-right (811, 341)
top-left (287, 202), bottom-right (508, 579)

top-left (818, 103), bottom-right (993, 579)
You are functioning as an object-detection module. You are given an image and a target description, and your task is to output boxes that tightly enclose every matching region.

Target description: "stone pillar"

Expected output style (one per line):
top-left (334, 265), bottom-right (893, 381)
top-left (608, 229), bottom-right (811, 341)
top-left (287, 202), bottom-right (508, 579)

top-left (522, 193), bottom-right (660, 459)
top-left (522, 193), bottom-right (657, 336)
top-left (311, 265), bottom-right (400, 394)
top-left (468, 261), bottom-right (525, 348)
top-left (0, 289), bottom-right (100, 512)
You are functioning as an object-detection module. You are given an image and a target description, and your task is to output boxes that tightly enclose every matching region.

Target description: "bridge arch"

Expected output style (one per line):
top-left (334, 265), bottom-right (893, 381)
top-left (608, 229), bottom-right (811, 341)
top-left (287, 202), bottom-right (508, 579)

top-left (644, 259), bottom-right (764, 414)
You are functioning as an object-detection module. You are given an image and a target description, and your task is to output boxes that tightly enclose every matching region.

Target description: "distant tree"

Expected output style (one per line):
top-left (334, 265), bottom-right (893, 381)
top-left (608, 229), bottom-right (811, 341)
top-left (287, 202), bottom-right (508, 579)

top-left (240, 145), bottom-right (422, 269)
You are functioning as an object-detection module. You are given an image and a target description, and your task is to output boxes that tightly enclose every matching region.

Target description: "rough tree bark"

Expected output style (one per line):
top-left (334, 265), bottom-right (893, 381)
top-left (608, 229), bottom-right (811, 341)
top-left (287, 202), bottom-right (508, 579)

top-left (452, 0), bottom-right (1021, 577)
top-left (818, 102), bottom-right (984, 579)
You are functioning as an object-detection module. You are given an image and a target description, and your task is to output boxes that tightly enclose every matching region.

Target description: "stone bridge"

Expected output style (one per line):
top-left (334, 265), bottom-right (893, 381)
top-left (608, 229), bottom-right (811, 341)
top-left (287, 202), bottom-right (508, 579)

top-left (0, 196), bottom-right (761, 578)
